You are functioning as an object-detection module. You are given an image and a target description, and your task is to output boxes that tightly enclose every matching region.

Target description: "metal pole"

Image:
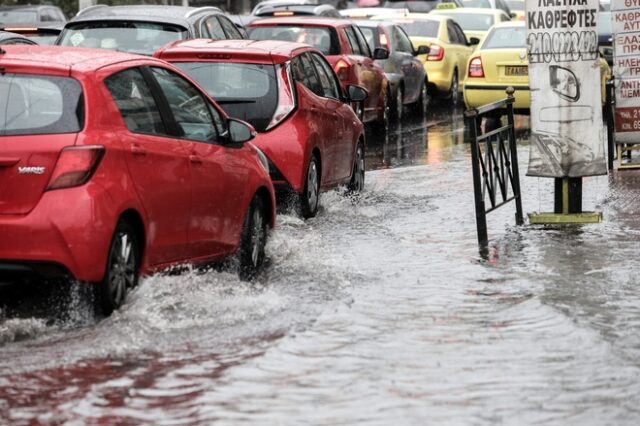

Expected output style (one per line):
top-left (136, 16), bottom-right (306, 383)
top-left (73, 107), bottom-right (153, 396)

top-left (466, 109), bottom-right (488, 249)
top-left (606, 76), bottom-right (615, 171)
top-left (505, 87), bottom-right (524, 225)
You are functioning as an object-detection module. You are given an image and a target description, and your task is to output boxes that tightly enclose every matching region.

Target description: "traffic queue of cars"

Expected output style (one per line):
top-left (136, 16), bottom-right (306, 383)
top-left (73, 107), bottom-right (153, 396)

top-left (0, 2), bottom-right (612, 315)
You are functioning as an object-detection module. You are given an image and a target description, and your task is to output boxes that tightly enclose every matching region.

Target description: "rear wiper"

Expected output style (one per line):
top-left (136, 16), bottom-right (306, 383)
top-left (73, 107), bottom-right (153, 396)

top-left (216, 99), bottom-right (257, 104)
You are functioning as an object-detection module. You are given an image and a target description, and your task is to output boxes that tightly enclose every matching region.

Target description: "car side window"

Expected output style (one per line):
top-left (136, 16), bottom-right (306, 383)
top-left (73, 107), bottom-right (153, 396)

top-left (292, 53), bottom-right (324, 97)
top-left (453, 23), bottom-right (468, 45)
top-left (149, 67), bottom-right (219, 143)
top-left (394, 26), bottom-right (414, 53)
top-left (353, 26), bottom-right (372, 58)
top-left (203, 16), bottom-right (227, 39)
top-left (219, 16), bottom-right (242, 39)
top-left (104, 67), bottom-right (167, 136)
top-left (310, 52), bottom-right (341, 100)
top-left (447, 21), bottom-right (464, 45)
top-left (344, 26), bottom-right (363, 56)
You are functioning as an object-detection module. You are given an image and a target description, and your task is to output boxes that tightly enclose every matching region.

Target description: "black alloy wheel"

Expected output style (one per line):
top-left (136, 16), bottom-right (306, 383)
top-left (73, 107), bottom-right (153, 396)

top-left (100, 220), bottom-right (139, 315)
top-left (300, 155), bottom-right (320, 218)
top-left (238, 196), bottom-right (268, 280)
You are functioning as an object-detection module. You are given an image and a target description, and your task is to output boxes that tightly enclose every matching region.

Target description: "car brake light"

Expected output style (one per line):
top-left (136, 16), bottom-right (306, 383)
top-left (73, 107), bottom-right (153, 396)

top-left (266, 63), bottom-right (296, 131)
top-left (335, 59), bottom-right (350, 81)
top-left (379, 33), bottom-right (388, 49)
top-left (46, 146), bottom-right (105, 191)
top-left (427, 44), bottom-right (444, 61)
top-left (468, 56), bottom-right (484, 78)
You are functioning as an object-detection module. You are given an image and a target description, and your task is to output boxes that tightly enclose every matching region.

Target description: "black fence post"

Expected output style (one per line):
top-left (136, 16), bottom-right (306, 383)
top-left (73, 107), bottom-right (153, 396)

top-left (505, 87), bottom-right (524, 225)
top-left (465, 109), bottom-right (488, 248)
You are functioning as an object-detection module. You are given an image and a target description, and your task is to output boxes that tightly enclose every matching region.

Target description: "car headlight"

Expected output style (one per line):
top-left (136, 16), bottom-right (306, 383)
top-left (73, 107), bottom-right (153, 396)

top-left (252, 145), bottom-right (270, 173)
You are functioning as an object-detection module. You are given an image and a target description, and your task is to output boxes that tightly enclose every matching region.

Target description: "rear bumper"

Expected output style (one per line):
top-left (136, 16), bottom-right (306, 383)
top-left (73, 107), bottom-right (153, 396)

top-left (0, 184), bottom-right (117, 283)
top-left (463, 84), bottom-right (531, 111)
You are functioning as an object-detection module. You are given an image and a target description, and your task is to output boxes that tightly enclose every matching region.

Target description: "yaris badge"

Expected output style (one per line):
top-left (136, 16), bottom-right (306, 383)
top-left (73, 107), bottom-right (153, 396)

top-left (18, 166), bottom-right (46, 175)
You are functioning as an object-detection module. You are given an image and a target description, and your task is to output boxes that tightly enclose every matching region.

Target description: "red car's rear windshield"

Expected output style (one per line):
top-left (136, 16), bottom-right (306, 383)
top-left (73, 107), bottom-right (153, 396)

top-left (248, 25), bottom-right (339, 55)
top-left (175, 62), bottom-right (278, 132)
top-left (0, 74), bottom-right (84, 136)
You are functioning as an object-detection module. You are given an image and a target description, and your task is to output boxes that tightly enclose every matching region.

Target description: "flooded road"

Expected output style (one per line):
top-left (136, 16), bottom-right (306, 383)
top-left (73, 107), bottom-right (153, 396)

top-left (2, 106), bottom-right (640, 425)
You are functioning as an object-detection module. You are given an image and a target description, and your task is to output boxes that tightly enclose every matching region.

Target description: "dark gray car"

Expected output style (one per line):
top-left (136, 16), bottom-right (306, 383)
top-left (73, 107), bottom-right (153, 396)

top-left (0, 5), bottom-right (66, 27)
top-left (55, 5), bottom-right (243, 55)
top-left (355, 20), bottom-right (429, 120)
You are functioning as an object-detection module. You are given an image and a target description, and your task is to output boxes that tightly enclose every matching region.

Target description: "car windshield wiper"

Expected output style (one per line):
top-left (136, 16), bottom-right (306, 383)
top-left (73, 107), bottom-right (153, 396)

top-left (216, 99), bottom-right (257, 104)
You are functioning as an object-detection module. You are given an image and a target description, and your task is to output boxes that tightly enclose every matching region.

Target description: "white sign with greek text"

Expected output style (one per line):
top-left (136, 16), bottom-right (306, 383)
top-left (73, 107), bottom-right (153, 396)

top-left (612, 0), bottom-right (640, 142)
top-left (526, 0), bottom-right (607, 177)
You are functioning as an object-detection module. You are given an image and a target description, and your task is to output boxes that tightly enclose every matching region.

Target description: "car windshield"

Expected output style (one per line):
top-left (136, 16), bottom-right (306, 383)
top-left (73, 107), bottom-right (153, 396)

top-left (0, 10), bottom-right (37, 25)
top-left (458, 0), bottom-right (492, 8)
top-left (58, 22), bottom-right (187, 55)
top-left (0, 74), bottom-right (83, 136)
top-left (248, 25), bottom-right (338, 55)
top-left (384, 1), bottom-right (439, 12)
top-left (175, 62), bottom-right (277, 132)
top-left (506, 0), bottom-right (524, 9)
top-left (392, 19), bottom-right (439, 38)
top-left (481, 26), bottom-right (526, 49)
top-left (439, 13), bottom-right (495, 31)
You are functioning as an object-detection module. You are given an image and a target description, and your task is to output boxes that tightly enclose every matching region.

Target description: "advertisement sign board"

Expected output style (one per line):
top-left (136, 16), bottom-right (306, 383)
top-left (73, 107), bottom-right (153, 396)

top-left (612, 0), bottom-right (640, 143)
top-left (526, 0), bottom-right (607, 177)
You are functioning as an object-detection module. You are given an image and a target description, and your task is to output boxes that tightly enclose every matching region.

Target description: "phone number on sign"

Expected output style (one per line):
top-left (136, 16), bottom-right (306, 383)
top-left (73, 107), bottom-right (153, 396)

top-left (527, 31), bottom-right (599, 63)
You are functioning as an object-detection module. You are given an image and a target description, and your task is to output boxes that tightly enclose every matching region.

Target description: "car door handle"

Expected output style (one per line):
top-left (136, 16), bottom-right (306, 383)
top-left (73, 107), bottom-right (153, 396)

top-left (189, 155), bottom-right (203, 164)
top-left (130, 145), bottom-right (147, 155)
top-left (0, 157), bottom-right (20, 167)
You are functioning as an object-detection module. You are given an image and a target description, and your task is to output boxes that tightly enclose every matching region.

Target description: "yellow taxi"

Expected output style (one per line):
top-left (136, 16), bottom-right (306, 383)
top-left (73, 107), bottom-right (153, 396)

top-left (463, 21), bottom-right (611, 113)
top-left (429, 5), bottom-right (512, 43)
top-left (372, 13), bottom-right (479, 105)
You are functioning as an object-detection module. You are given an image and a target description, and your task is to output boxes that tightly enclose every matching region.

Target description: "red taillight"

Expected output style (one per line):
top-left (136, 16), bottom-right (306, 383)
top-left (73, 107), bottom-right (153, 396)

top-left (379, 33), bottom-right (389, 49)
top-left (468, 56), bottom-right (484, 78)
top-left (266, 63), bottom-right (296, 131)
top-left (46, 146), bottom-right (104, 191)
top-left (427, 44), bottom-right (444, 61)
top-left (335, 59), bottom-right (350, 81)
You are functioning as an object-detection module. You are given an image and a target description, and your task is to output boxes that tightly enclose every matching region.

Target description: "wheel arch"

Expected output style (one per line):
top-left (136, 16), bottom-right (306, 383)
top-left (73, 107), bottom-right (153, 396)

top-left (255, 186), bottom-right (275, 229)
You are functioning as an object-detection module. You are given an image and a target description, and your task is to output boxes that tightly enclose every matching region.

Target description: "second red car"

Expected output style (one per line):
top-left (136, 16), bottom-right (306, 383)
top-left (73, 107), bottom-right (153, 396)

top-left (155, 39), bottom-right (367, 218)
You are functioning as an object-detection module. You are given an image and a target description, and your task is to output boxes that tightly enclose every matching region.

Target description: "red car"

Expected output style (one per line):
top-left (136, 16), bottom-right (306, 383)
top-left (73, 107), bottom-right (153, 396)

top-left (0, 45), bottom-right (275, 314)
top-left (154, 39), bottom-right (367, 218)
top-left (246, 17), bottom-right (391, 128)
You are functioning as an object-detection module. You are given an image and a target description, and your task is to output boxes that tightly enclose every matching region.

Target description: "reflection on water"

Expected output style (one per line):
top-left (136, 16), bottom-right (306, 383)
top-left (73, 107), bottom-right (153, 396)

top-left (2, 104), bottom-right (640, 425)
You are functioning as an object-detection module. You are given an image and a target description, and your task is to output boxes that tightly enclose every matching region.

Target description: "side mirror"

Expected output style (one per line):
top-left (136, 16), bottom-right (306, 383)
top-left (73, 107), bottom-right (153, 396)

top-left (509, 12), bottom-right (517, 19)
top-left (549, 65), bottom-right (580, 102)
top-left (347, 85), bottom-right (368, 102)
top-left (228, 118), bottom-right (256, 143)
top-left (373, 47), bottom-right (389, 60)
top-left (468, 37), bottom-right (480, 46)
top-left (414, 45), bottom-right (430, 56)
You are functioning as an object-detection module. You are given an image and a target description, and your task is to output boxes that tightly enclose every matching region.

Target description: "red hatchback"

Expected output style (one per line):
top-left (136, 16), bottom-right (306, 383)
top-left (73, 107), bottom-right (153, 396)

top-left (0, 46), bottom-right (275, 314)
top-left (246, 17), bottom-right (390, 128)
top-left (155, 39), bottom-right (368, 218)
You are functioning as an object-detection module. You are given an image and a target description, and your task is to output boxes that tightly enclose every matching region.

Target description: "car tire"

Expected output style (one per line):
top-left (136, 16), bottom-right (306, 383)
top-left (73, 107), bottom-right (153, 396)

top-left (448, 71), bottom-right (460, 106)
top-left (374, 91), bottom-right (390, 131)
top-left (389, 85), bottom-right (403, 123)
top-left (99, 220), bottom-right (139, 315)
top-left (347, 142), bottom-right (365, 193)
top-left (300, 154), bottom-right (320, 218)
top-left (237, 195), bottom-right (268, 281)
top-left (412, 81), bottom-right (429, 117)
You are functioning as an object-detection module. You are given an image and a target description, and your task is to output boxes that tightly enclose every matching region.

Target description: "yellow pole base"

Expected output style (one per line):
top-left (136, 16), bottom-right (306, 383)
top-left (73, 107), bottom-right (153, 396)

top-left (528, 212), bottom-right (602, 224)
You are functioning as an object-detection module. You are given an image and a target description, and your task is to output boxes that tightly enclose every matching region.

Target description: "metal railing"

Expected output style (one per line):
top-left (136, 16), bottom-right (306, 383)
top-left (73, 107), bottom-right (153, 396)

top-left (464, 87), bottom-right (524, 250)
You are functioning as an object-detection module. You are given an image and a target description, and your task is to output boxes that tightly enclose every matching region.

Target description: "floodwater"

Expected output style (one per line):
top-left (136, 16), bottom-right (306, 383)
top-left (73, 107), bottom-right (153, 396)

top-left (2, 106), bottom-right (640, 425)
